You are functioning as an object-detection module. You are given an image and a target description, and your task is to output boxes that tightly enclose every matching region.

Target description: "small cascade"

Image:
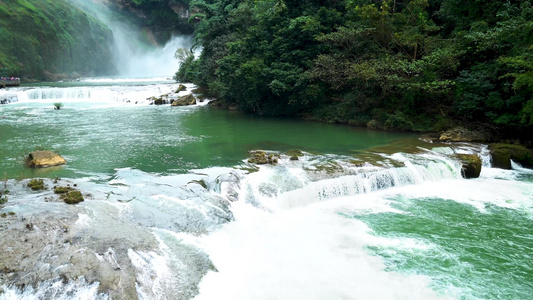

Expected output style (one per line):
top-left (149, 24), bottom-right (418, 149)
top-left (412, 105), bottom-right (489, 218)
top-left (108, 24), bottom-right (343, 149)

top-left (2, 83), bottom-right (185, 105)
top-left (0, 92), bottom-right (18, 104)
top-left (234, 151), bottom-right (462, 210)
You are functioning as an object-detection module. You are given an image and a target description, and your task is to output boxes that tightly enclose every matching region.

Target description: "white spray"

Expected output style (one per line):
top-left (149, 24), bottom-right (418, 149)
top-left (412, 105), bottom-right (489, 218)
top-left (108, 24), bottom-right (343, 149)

top-left (70, 0), bottom-right (193, 77)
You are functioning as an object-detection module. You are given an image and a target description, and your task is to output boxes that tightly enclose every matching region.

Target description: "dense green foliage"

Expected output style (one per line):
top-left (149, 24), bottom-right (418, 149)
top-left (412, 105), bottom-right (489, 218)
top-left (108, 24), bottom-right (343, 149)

top-left (0, 0), bottom-right (114, 80)
top-left (178, 0), bottom-right (533, 136)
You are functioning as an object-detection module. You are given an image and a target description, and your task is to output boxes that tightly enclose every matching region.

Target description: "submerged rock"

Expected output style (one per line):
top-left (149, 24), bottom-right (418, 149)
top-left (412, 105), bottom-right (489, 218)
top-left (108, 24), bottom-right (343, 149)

top-left (27, 151), bottom-right (67, 168)
top-left (489, 143), bottom-right (533, 169)
top-left (457, 154), bottom-right (482, 179)
top-left (171, 94), bottom-right (196, 106)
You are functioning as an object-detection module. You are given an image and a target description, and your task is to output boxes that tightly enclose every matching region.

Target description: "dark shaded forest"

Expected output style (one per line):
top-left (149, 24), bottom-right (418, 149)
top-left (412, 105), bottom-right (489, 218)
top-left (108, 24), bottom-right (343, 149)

top-left (176, 0), bottom-right (532, 138)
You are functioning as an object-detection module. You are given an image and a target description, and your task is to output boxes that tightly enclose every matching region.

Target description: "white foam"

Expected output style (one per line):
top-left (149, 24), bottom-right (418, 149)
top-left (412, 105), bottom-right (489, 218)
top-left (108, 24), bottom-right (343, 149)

top-left (193, 201), bottom-right (451, 300)
top-left (0, 277), bottom-right (107, 300)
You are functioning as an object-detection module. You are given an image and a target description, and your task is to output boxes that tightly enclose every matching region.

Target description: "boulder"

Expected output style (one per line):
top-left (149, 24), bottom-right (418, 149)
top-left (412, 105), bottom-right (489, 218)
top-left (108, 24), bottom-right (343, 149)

top-left (176, 84), bottom-right (187, 93)
top-left (208, 100), bottom-right (224, 107)
top-left (367, 119), bottom-right (382, 130)
top-left (171, 94), bottom-right (196, 106)
top-left (489, 143), bottom-right (533, 169)
top-left (248, 151), bottom-right (278, 165)
top-left (439, 127), bottom-right (487, 143)
top-left (456, 154), bottom-right (482, 179)
top-left (287, 149), bottom-right (303, 161)
top-left (148, 96), bottom-right (166, 105)
top-left (27, 151), bottom-right (66, 168)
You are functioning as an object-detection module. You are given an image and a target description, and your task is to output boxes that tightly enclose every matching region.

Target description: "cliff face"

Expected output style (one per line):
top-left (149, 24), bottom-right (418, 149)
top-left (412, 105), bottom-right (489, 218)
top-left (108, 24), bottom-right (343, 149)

top-left (0, 0), bottom-right (115, 81)
top-left (101, 0), bottom-right (193, 45)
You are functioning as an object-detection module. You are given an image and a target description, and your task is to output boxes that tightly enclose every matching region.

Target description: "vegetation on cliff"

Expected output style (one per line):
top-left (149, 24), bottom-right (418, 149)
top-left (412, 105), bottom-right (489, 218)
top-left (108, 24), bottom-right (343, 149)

top-left (177, 0), bottom-right (533, 140)
top-left (0, 0), bottom-right (114, 80)
top-left (101, 0), bottom-right (194, 44)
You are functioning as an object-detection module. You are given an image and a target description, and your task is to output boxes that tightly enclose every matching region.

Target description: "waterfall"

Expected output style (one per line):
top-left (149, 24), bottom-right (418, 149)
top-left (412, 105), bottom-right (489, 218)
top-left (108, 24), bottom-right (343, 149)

top-left (2, 82), bottom-right (190, 105)
top-left (69, 0), bottom-right (193, 77)
top-left (211, 150), bottom-right (463, 211)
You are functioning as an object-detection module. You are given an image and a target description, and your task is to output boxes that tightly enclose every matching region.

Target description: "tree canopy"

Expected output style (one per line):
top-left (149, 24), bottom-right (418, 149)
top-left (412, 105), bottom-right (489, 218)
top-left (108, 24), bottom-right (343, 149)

top-left (177, 0), bottom-right (533, 137)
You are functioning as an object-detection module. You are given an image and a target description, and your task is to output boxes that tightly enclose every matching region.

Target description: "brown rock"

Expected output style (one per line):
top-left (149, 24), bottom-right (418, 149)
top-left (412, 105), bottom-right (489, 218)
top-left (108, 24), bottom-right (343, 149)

top-left (27, 151), bottom-right (67, 168)
top-left (439, 127), bottom-right (487, 143)
top-left (171, 94), bottom-right (196, 106)
top-left (248, 151), bottom-right (278, 165)
top-left (456, 154), bottom-right (482, 178)
top-left (489, 143), bottom-right (533, 169)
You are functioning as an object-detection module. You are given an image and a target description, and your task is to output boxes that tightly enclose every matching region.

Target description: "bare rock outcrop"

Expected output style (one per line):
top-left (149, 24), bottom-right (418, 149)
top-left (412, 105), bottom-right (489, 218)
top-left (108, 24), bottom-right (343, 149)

top-left (27, 151), bottom-right (67, 168)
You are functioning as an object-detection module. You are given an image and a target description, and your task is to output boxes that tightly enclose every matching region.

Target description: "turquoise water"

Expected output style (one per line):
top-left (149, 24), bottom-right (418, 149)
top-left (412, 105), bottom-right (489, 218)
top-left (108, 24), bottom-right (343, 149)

top-left (348, 197), bottom-right (533, 299)
top-left (0, 98), bottom-right (413, 179)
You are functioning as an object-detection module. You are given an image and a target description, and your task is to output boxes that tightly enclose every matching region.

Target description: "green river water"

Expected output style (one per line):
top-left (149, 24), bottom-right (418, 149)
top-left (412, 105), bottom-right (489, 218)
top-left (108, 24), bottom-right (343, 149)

top-left (0, 97), bottom-right (414, 179)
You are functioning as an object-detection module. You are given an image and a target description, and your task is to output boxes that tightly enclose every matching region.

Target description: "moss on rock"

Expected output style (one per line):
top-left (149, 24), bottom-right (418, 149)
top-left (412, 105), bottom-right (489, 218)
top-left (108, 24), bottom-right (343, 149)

top-left (176, 84), bottom-right (187, 93)
top-left (248, 151), bottom-right (278, 165)
top-left (457, 154), bottom-right (482, 179)
top-left (489, 143), bottom-right (533, 169)
top-left (61, 190), bottom-right (84, 204)
top-left (54, 186), bottom-right (73, 194)
top-left (27, 179), bottom-right (45, 191)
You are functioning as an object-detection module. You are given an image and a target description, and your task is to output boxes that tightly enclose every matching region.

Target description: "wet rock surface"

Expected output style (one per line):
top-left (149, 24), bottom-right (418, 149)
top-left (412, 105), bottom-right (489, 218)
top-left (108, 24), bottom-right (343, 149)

top-left (0, 176), bottom-right (228, 299)
top-left (489, 143), bottom-right (533, 169)
top-left (0, 203), bottom-right (157, 299)
top-left (171, 94), bottom-right (196, 106)
top-left (26, 151), bottom-right (67, 168)
top-left (457, 154), bottom-right (482, 179)
top-left (248, 150), bottom-right (279, 165)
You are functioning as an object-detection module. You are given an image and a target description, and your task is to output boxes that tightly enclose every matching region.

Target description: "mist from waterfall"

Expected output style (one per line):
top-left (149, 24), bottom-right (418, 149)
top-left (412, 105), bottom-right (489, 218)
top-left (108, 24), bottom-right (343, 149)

top-left (70, 0), bottom-right (193, 78)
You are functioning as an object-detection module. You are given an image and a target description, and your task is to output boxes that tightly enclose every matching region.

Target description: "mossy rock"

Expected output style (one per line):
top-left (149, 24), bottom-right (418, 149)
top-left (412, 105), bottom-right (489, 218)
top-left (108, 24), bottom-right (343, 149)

top-left (489, 143), bottom-right (533, 169)
top-left (456, 154), bottom-right (482, 179)
top-left (176, 84), bottom-right (187, 93)
top-left (208, 100), bottom-right (224, 107)
top-left (248, 151), bottom-right (278, 165)
top-left (290, 156), bottom-right (299, 161)
top-left (286, 149), bottom-right (303, 157)
top-left (54, 186), bottom-right (73, 194)
top-left (61, 190), bottom-right (84, 204)
top-left (27, 179), bottom-right (45, 191)
top-left (439, 127), bottom-right (487, 142)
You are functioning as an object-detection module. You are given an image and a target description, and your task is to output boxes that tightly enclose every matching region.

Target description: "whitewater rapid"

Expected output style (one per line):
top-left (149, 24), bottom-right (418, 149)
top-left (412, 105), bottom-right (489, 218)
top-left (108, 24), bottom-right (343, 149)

top-left (1, 140), bottom-right (531, 299)
top-left (1, 77), bottom-right (532, 300)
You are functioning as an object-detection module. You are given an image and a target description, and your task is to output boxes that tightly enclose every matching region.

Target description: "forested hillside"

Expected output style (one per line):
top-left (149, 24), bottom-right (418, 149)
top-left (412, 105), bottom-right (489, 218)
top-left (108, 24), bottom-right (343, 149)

top-left (0, 0), bottom-right (115, 80)
top-left (177, 0), bottom-right (533, 138)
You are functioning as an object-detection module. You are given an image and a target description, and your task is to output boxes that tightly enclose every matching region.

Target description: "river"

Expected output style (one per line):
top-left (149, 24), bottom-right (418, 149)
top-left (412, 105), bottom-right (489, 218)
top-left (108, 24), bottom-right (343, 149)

top-left (0, 78), bottom-right (532, 299)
